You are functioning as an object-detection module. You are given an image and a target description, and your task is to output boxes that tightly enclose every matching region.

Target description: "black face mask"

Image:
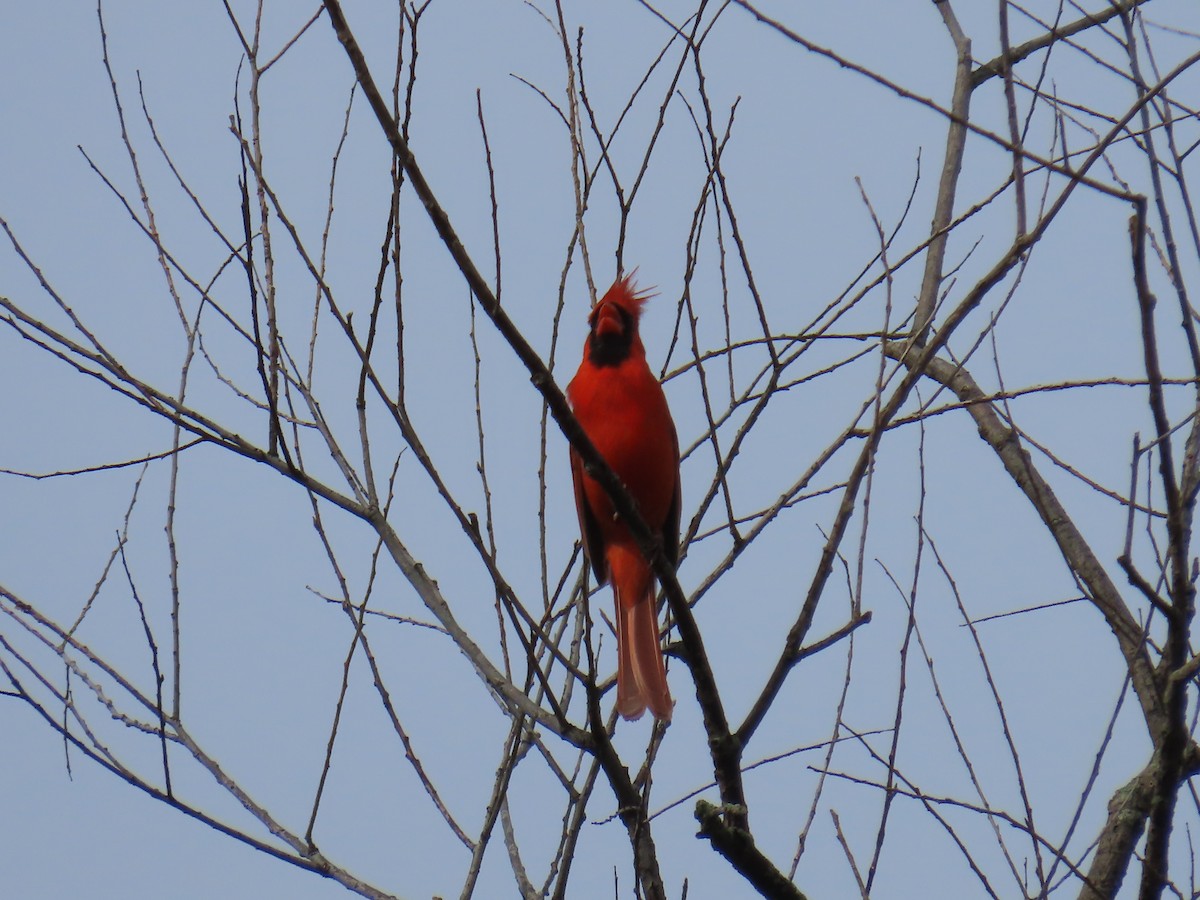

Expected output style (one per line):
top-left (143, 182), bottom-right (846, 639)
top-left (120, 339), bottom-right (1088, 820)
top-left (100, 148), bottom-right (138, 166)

top-left (587, 304), bottom-right (634, 367)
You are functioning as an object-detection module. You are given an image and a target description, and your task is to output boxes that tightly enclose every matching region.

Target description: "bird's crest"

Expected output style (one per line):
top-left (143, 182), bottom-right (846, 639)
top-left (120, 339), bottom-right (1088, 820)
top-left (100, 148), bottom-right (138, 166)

top-left (594, 272), bottom-right (655, 321)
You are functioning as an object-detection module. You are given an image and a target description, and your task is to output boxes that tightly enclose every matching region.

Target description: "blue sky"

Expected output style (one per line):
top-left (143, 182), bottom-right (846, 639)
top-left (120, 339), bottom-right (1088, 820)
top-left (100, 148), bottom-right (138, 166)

top-left (4, 2), bottom-right (1200, 897)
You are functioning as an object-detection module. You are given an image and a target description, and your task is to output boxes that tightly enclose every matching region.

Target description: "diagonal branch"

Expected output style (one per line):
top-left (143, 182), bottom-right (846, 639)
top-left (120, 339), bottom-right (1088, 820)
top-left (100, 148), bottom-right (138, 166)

top-left (320, 0), bottom-right (745, 819)
top-left (905, 352), bottom-right (1162, 730)
top-left (971, 0), bottom-right (1154, 88)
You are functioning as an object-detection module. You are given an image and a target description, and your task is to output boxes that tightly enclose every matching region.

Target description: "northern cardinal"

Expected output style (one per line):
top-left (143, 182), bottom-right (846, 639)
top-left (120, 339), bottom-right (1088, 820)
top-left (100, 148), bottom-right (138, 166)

top-left (568, 274), bottom-right (679, 722)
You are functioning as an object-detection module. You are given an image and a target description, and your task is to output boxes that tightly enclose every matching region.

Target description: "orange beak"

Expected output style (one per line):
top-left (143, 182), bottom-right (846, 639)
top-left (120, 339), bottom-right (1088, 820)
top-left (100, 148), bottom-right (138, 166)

top-left (592, 302), bottom-right (624, 338)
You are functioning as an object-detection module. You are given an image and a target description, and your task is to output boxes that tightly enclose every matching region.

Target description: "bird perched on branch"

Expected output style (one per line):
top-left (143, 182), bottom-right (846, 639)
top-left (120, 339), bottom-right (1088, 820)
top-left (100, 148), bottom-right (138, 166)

top-left (567, 274), bottom-right (680, 722)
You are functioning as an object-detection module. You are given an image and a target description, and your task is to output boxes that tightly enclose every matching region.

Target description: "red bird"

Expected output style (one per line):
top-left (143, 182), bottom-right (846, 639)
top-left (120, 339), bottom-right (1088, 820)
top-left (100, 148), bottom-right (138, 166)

top-left (568, 275), bottom-right (680, 722)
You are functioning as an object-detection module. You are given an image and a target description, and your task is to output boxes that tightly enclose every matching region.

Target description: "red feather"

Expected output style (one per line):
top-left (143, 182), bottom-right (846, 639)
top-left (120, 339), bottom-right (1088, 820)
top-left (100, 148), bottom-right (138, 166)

top-left (568, 275), bottom-right (680, 722)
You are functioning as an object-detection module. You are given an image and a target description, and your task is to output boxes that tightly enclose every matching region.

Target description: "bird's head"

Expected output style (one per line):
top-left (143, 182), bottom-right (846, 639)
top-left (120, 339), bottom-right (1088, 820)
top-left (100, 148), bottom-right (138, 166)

top-left (586, 274), bottom-right (651, 367)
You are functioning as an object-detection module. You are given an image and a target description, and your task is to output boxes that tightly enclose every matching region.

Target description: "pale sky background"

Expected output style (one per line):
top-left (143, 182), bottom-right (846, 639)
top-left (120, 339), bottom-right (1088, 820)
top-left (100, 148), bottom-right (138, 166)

top-left (3, 1), bottom-right (1199, 898)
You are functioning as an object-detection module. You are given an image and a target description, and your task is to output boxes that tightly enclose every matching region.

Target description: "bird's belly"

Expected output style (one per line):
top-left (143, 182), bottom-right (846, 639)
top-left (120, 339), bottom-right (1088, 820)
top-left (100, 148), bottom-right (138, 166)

top-left (584, 409), bottom-right (675, 528)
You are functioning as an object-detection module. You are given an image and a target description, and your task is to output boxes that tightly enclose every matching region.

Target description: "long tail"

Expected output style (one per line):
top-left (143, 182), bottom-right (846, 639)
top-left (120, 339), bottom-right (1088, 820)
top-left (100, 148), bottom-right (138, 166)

top-left (617, 598), bottom-right (673, 721)
top-left (612, 550), bottom-right (673, 722)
